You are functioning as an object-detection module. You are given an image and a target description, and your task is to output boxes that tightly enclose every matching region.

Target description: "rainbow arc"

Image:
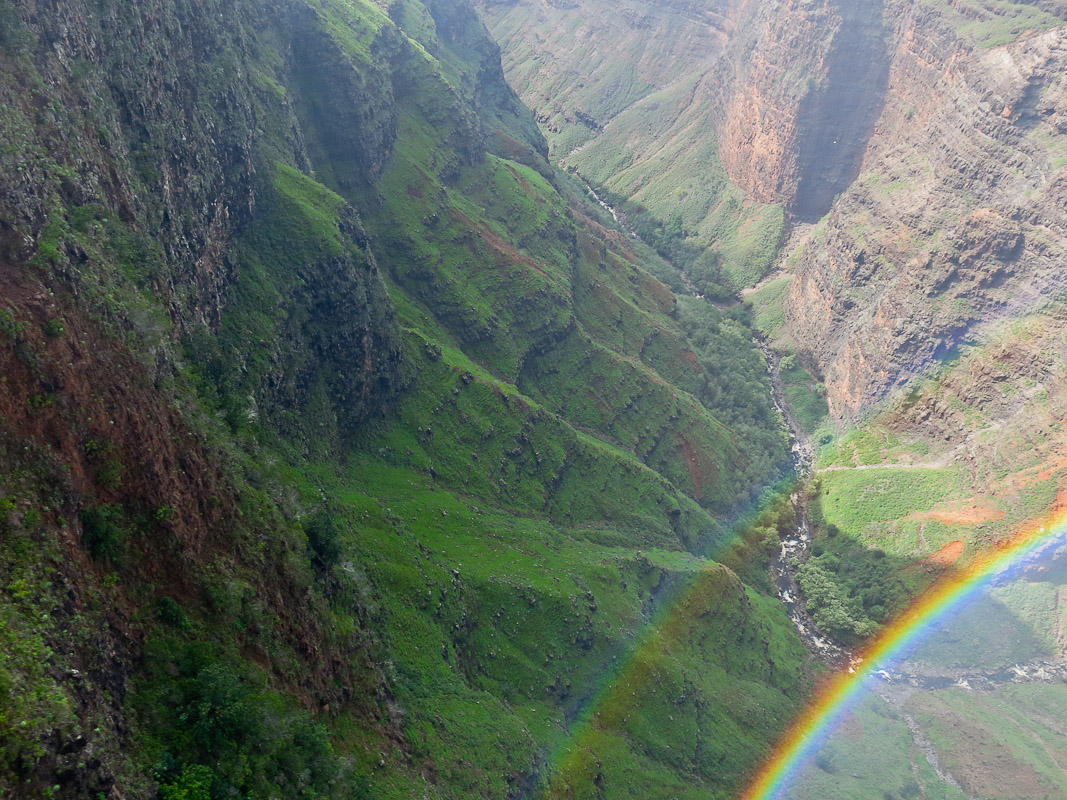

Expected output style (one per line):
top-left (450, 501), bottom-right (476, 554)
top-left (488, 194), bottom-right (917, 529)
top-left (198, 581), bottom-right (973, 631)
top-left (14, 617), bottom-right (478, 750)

top-left (740, 509), bottom-right (1067, 800)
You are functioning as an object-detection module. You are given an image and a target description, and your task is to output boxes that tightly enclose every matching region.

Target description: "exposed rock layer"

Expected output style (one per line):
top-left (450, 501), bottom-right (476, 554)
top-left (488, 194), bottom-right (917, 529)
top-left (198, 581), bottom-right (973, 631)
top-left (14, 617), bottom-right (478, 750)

top-left (786, 4), bottom-right (1067, 416)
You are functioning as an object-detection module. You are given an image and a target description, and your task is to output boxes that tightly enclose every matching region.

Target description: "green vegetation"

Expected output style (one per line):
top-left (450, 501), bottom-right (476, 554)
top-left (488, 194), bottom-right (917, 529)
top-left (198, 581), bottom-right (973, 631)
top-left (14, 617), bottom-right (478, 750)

top-left (920, 0), bottom-right (1066, 47)
top-left (796, 526), bottom-right (915, 642)
top-left (909, 589), bottom-right (1054, 668)
top-left (814, 468), bottom-right (960, 543)
top-left (80, 505), bottom-right (126, 563)
top-left (0, 503), bottom-right (74, 787)
top-left (567, 79), bottom-right (784, 291)
top-left (797, 559), bottom-right (878, 641)
top-left (778, 353), bottom-right (828, 435)
top-left (745, 276), bottom-right (793, 339)
top-left (793, 468), bottom-right (964, 642)
top-left (0, 1), bottom-right (811, 798)
top-left (789, 694), bottom-right (968, 800)
top-left (137, 642), bottom-right (358, 800)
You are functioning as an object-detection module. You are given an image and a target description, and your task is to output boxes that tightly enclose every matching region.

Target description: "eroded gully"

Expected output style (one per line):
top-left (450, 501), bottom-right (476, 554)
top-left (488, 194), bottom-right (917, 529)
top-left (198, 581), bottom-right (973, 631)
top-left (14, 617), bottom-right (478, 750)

top-left (755, 338), bottom-right (857, 669)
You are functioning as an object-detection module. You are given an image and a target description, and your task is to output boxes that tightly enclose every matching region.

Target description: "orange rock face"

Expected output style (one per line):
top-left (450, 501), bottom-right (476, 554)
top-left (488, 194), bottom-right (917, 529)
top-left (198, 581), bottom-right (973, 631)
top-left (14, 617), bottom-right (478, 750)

top-left (717, 0), bottom-right (890, 220)
top-left (784, 5), bottom-right (1067, 418)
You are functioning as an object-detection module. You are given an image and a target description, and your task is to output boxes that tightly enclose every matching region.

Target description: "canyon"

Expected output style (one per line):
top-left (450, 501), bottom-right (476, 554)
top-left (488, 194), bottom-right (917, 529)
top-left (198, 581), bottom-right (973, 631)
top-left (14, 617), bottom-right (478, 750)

top-left (3, 0), bottom-right (1067, 799)
top-left (479, 2), bottom-right (1067, 797)
top-left (480, 0), bottom-right (1067, 418)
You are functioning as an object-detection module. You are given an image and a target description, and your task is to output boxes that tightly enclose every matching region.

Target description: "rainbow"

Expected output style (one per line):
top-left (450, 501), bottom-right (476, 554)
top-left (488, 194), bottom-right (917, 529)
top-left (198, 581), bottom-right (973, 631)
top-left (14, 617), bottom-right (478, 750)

top-left (739, 503), bottom-right (1067, 800)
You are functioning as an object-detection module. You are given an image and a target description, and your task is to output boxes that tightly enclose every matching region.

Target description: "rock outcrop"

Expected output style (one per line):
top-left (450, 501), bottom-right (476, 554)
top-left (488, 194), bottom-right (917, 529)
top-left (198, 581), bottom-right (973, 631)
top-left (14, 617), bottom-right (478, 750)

top-left (785, 3), bottom-right (1067, 417)
top-left (715, 0), bottom-right (891, 221)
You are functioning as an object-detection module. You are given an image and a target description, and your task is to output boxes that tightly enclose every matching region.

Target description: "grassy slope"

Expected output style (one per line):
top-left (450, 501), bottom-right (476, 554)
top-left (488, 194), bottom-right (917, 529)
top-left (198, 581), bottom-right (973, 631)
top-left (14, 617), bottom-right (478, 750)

top-left (477, 0), bottom-right (724, 156)
top-left (789, 693), bottom-right (968, 800)
top-left (567, 78), bottom-right (785, 289)
top-left (0, 1), bottom-right (808, 798)
top-left (918, 0), bottom-right (1065, 47)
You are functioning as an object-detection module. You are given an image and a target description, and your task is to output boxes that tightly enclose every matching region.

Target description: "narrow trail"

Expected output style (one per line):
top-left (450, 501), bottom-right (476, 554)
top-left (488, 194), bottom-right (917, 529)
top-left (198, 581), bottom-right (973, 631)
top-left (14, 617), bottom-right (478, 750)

top-left (815, 462), bottom-right (943, 473)
top-left (886, 699), bottom-right (976, 799)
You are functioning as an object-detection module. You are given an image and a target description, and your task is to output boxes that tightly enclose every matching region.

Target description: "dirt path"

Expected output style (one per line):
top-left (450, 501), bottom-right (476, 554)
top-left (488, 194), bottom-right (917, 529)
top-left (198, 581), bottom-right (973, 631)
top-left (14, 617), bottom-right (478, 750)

top-left (815, 462), bottom-right (944, 473)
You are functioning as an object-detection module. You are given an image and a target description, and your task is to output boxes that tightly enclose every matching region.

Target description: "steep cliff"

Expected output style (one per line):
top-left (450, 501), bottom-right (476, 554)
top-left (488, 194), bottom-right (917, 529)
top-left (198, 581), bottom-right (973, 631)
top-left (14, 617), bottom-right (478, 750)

top-left (0, 1), bottom-right (804, 798)
top-left (475, 0), bottom-right (895, 290)
top-left (715, 0), bottom-right (891, 221)
top-left (785, 0), bottom-right (1067, 417)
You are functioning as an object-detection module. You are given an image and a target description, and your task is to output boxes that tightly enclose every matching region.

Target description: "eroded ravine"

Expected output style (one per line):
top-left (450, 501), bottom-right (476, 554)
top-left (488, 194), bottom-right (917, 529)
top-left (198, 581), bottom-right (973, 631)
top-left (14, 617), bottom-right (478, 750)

top-left (575, 174), bottom-right (852, 666)
top-left (756, 337), bottom-right (855, 668)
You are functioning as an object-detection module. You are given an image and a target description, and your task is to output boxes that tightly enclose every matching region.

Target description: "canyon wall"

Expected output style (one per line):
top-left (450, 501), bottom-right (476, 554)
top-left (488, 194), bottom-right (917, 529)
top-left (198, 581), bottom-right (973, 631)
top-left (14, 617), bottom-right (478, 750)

top-left (479, 0), bottom-right (1067, 418)
top-left (785, 1), bottom-right (1067, 417)
top-left (715, 0), bottom-right (891, 221)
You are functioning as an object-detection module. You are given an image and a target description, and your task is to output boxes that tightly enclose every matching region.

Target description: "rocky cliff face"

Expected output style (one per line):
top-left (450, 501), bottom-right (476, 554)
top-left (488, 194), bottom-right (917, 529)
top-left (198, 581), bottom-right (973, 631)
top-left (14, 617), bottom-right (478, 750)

top-left (716, 0), bottom-right (891, 221)
top-left (479, 1), bottom-right (1067, 416)
top-left (475, 0), bottom-right (897, 290)
top-left (785, 1), bottom-right (1067, 417)
top-left (0, 0), bottom-right (406, 433)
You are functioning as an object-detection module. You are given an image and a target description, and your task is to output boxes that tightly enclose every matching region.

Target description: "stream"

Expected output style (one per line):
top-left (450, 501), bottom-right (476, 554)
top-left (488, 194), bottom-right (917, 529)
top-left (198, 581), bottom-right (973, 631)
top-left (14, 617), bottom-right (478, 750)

top-left (558, 163), bottom-right (1067, 799)
top-left (571, 170), bottom-right (1067, 693)
top-left (757, 329), bottom-right (1067, 795)
top-left (757, 338), bottom-right (1067, 685)
top-left (573, 171), bottom-right (854, 667)
top-left (756, 337), bottom-right (856, 668)
top-left (574, 171), bottom-right (639, 239)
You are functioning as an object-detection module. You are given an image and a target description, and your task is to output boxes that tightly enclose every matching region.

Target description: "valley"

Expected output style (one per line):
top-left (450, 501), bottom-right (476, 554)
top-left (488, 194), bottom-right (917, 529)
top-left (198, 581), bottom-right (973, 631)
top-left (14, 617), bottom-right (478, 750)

top-left (3, 0), bottom-right (1067, 799)
top-left (479, 1), bottom-right (1067, 797)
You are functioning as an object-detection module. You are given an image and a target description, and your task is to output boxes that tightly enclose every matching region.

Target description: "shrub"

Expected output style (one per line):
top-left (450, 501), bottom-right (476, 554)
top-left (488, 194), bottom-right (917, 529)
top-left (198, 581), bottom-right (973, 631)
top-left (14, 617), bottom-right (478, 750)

top-left (140, 646), bottom-right (346, 798)
top-left (85, 439), bottom-right (123, 489)
top-left (305, 508), bottom-right (341, 568)
top-left (81, 505), bottom-right (125, 562)
top-left (814, 750), bottom-right (836, 774)
top-left (157, 597), bottom-right (189, 629)
top-left (42, 318), bottom-right (64, 338)
top-left (0, 308), bottom-right (26, 338)
top-left (159, 764), bottom-right (215, 800)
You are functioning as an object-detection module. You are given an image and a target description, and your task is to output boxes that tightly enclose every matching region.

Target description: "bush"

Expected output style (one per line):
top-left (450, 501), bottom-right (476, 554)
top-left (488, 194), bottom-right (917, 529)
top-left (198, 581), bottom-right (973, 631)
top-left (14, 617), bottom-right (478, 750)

top-left (814, 750), bottom-right (836, 774)
top-left (159, 764), bottom-right (215, 800)
top-left (305, 508), bottom-right (341, 568)
top-left (85, 439), bottom-right (123, 490)
top-left (797, 561), bottom-right (877, 641)
top-left (42, 318), bottom-right (65, 338)
top-left (140, 645), bottom-right (346, 799)
top-left (157, 597), bottom-right (189, 629)
top-left (901, 780), bottom-right (921, 798)
top-left (81, 505), bottom-right (125, 562)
